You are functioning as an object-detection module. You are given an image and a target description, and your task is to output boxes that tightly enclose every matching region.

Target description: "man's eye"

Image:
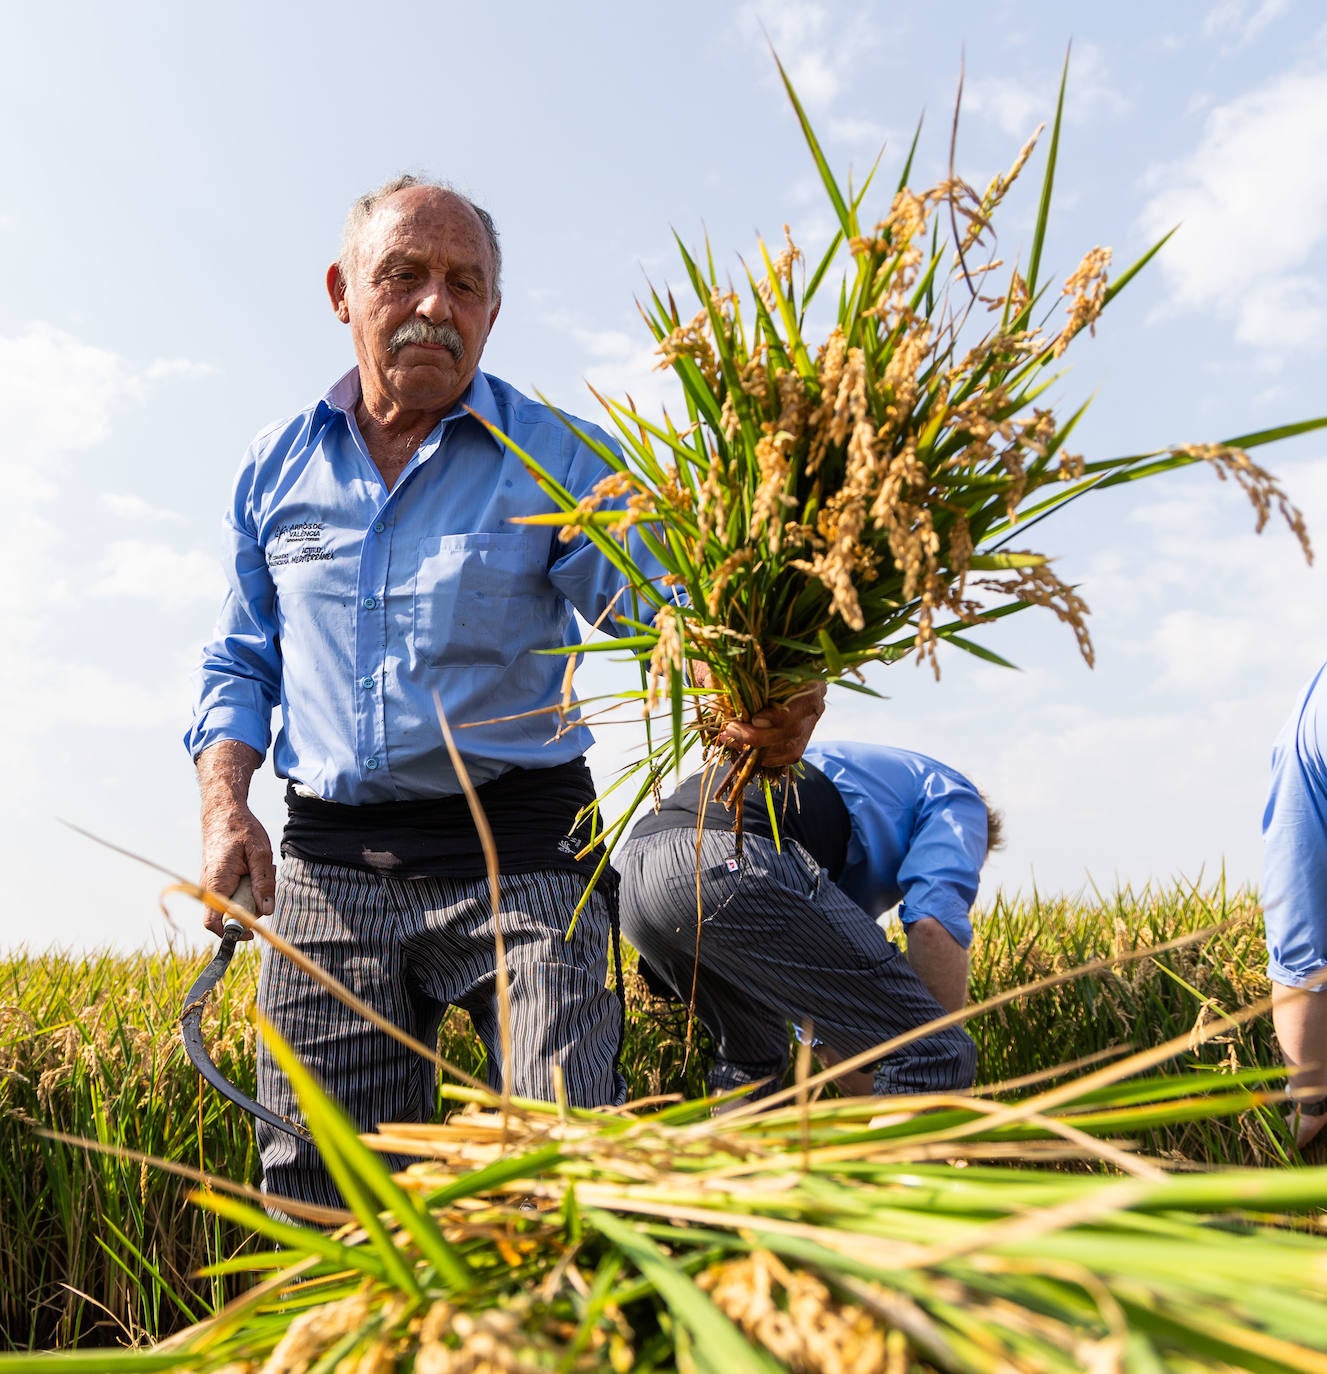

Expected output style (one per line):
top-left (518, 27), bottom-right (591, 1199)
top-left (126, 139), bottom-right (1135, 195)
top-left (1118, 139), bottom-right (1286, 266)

top-left (452, 279), bottom-right (478, 295)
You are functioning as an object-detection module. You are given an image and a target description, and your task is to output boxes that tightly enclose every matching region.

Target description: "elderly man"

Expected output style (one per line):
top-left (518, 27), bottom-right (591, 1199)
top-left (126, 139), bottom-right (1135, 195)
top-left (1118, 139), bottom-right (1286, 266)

top-left (186, 176), bottom-right (819, 1209)
top-left (617, 741), bottom-right (998, 1104)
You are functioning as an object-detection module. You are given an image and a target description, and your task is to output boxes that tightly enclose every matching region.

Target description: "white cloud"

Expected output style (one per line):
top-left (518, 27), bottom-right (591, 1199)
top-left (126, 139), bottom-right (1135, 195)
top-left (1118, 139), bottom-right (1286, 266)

top-left (0, 324), bottom-right (145, 462)
top-left (738, 0), bottom-right (839, 108)
top-left (962, 78), bottom-right (1045, 142)
top-left (143, 357), bottom-right (216, 382)
top-left (535, 306), bottom-right (688, 425)
top-left (0, 324), bottom-right (215, 729)
top-left (1203, 0), bottom-right (1292, 46)
top-left (22, 662), bottom-right (188, 733)
top-left (1233, 273), bottom-right (1326, 352)
top-left (0, 324), bottom-right (210, 466)
top-left (579, 331), bottom-right (685, 426)
top-left (735, 0), bottom-right (885, 145)
top-left (1139, 62), bottom-right (1327, 358)
top-left (825, 115), bottom-right (891, 148)
top-left (964, 43), bottom-right (1128, 140)
top-left (101, 492), bottom-right (184, 522)
top-left (92, 539), bottom-right (224, 607)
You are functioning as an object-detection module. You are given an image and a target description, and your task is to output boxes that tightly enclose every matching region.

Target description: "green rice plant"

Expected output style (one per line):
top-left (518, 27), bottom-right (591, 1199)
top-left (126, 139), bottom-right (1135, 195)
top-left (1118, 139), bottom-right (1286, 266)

top-left (0, 879), bottom-right (1292, 1351)
top-left (487, 57), bottom-right (1319, 847)
top-left (963, 878), bottom-right (1288, 1167)
top-left (3, 1011), bottom-right (1326, 1373)
top-left (0, 946), bottom-right (270, 1350)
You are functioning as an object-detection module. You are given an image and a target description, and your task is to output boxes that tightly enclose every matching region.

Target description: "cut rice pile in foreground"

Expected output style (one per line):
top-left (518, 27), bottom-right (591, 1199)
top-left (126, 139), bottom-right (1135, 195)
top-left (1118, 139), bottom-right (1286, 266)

top-left (118, 1025), bottom-right (1327, 1374)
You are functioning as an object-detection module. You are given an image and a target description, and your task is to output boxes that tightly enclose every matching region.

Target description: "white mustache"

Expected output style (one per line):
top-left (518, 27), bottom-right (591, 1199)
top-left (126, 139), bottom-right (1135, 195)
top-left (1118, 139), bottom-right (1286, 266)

top-left (389, 320), bottom-right (464, 359)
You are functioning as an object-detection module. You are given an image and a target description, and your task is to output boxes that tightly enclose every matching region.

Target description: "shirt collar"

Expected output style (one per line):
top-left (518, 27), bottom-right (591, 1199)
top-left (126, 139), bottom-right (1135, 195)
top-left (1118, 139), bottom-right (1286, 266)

top-left (319, 366), bottom-right (504, 451)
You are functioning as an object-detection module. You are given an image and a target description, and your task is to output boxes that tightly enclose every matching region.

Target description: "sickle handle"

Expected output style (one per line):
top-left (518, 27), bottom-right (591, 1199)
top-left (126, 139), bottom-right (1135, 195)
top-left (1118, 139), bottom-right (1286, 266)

top-left (223, 875), bottom-right (257, 940)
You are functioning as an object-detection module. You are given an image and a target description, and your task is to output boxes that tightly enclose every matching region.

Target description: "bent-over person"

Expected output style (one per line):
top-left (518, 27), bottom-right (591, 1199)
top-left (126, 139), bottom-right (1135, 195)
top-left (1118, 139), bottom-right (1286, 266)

top-left (617, 740), bottom-right (999, 1104)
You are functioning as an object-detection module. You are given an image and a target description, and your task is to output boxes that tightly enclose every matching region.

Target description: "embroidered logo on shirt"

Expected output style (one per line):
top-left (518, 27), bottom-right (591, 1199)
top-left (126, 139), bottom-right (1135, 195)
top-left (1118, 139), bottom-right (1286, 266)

top-left (557, 838), bottom-right (579, 855)
top-left (267, 521), bottom-right (334, 567)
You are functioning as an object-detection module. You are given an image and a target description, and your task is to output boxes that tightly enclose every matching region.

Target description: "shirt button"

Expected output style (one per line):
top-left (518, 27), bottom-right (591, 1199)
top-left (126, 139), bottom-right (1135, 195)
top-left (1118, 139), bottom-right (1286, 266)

top-left (360, 676), bottom-right (374, 689)
top-left (365, 757), bottom-right (379, 770)
top-left (363, 596), bottom-right (377, 609)
top-left (373, 521), bottom-right (386, 533)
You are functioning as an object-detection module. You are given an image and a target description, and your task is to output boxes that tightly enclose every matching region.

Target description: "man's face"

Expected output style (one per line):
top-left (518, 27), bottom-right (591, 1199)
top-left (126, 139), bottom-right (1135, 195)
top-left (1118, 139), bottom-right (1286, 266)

top-left (328, 187), bottom-right (501, 420)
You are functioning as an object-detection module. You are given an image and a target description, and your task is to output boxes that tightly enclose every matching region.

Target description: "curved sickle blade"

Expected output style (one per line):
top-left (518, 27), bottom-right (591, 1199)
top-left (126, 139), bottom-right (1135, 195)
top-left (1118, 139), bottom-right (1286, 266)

top-left (181, 920), bottom-right (313, 1142)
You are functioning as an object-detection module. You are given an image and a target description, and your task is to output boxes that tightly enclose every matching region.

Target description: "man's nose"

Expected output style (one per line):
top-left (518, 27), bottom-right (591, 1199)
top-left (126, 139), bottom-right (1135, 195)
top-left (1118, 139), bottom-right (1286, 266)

top-left (416, 278), bottom-right (453, 323)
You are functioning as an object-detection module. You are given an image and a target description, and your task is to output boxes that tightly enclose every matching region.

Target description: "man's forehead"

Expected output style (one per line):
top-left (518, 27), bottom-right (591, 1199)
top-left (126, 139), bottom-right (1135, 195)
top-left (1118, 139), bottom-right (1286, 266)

top-left (364, 188), bottom-right (489, 258)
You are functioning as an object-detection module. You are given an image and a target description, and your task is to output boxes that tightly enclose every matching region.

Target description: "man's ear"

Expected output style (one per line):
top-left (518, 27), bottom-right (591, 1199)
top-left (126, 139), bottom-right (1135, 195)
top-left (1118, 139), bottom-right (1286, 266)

top-left (326, 263), bottom-right (350, 322)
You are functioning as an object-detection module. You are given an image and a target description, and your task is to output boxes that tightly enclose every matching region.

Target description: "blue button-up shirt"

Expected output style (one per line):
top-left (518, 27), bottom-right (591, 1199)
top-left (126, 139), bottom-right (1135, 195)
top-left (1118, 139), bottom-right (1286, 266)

top-left (802, 741), bottom-right (988, 946)
top-left (186, 368), bottom-right (650, 802)
top-left (1261, 659), bottom-right (1327, 987)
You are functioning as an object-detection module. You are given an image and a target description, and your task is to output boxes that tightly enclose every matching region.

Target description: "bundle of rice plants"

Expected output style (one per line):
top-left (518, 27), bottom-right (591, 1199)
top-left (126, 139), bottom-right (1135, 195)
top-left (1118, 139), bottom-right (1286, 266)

top-left (490, 57), bottom-right (1320, 833)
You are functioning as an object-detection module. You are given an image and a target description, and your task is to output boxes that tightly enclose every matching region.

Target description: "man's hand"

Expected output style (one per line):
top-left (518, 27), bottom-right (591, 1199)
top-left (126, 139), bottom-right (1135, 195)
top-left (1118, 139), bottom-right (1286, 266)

top-left (719, 682), bottom-right (827, 767)
top-left (196, 741), bottom-right (275, 938)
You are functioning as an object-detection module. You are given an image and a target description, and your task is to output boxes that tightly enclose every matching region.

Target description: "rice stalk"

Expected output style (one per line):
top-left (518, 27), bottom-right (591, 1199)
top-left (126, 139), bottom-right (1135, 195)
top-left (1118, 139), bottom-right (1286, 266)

top-left (484, 53), bottom-right (1322, 837)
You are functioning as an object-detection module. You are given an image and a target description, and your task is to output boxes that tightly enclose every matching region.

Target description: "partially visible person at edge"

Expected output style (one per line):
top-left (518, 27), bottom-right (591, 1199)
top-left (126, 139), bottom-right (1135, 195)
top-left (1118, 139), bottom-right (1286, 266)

top-left (184, 175), bottom-right (824, 1212)
top-left (616, 741), bottom-right (1001, 1105)
top-left (1260, 659), bottom-right (1327, 1151)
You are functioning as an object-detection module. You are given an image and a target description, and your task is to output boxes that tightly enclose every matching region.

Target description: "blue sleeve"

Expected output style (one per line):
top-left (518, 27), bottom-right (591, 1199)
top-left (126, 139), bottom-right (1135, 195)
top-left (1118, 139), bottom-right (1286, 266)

top-left (1261, 665), bottom-right (1327, 988)
top-left (182, 452), bottom-right (282, 761)
top-left (805, 742), bottom-right (985, 948)
top-left (896, 772), bottom-right (987, 947)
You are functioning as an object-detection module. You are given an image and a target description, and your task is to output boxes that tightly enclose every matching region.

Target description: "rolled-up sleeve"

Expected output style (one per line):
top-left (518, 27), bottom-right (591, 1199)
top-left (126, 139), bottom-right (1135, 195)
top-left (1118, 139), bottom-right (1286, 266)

top-left (183, 468), bottom-right (281, 761)
top-left (896, 775), bottom-right (987, 948)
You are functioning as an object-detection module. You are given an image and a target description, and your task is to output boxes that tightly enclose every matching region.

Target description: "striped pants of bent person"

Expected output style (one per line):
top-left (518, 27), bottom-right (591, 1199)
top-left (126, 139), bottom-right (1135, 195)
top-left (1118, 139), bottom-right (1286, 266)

top-left (256, 856), bottom-right (626, 1212)
top-left (616, 829), bottom-right (976, 1102)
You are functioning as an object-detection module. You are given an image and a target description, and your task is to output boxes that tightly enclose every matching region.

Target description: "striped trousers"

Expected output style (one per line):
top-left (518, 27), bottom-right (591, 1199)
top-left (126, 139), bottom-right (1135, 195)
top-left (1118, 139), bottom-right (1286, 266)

top-left (617, 829), bottom-right (976, 1101)
top-left (256, 856), bottom-right (625, 1210)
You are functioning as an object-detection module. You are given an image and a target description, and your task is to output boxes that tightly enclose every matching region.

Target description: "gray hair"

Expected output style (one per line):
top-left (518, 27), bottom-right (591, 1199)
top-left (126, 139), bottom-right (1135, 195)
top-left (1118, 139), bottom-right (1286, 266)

top-left (337, 174), bottom-right (502, 298)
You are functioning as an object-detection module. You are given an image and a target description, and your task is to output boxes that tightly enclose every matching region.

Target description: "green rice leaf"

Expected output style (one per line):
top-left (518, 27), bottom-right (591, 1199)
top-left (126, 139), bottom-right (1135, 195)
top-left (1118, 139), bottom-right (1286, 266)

top-left (1025, 50), bottom-right (1069, 298)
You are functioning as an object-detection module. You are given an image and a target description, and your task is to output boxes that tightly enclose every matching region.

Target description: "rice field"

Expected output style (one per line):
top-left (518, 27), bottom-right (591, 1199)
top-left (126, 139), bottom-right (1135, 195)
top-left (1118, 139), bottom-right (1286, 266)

top-left (0, 879), bottom-right (1296, 1357)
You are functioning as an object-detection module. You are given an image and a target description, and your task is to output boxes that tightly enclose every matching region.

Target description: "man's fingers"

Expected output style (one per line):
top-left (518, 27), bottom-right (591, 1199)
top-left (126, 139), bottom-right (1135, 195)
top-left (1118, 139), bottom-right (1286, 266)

top-left (243, 844), bottom-right (277, 916)
top-left (718, 690), bottom-right (825, 766)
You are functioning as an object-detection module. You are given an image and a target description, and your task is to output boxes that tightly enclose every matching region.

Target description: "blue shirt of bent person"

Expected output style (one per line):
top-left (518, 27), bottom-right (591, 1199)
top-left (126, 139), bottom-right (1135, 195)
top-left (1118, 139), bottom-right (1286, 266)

top-left (185, 367), bottom-right (656, 802)
top-left (803, 741), bottom-right (988, 948)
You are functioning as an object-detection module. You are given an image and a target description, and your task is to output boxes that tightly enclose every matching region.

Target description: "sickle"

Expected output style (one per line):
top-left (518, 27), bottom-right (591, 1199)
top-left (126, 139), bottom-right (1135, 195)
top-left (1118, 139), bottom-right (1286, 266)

top-left (180, 878), bottom-right (312, 1142)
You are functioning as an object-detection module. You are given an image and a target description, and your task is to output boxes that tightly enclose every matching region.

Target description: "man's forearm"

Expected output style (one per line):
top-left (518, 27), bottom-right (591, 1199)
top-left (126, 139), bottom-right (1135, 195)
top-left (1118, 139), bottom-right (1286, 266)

top-left (905, 918), bottom-right (970, 1014)
top-left (196, 740), bottom-right (275, 929)
top-left (196, 739), bottom-right (264, 809)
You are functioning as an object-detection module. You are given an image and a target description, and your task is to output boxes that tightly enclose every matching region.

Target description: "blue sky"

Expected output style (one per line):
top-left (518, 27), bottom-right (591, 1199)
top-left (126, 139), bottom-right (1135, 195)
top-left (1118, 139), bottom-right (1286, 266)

top-left (3, 0), bottom-right (1325, 952)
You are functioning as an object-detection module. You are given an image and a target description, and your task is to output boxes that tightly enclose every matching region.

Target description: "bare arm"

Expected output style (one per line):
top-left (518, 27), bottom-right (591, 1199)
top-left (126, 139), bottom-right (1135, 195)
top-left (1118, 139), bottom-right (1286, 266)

top-left (196, 740), bottom-right (275, 938)
top-left (1272, 980), bottom-right (1327, 1148)
top-left (904, 917), bottom-right (970, 1014)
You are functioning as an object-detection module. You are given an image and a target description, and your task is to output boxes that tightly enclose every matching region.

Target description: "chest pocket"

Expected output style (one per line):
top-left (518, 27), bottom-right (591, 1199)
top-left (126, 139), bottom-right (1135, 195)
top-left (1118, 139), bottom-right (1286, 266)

top-left (414, 534), bottom-right (553, 669)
